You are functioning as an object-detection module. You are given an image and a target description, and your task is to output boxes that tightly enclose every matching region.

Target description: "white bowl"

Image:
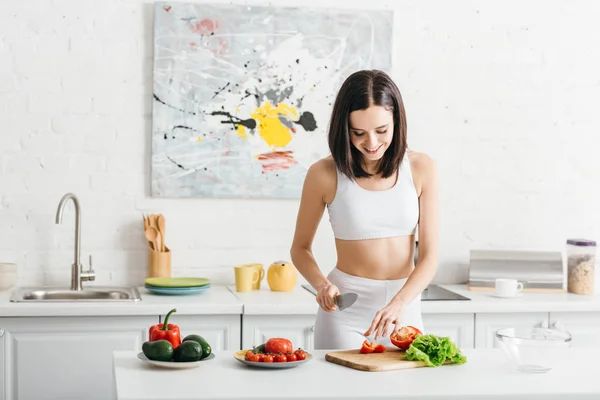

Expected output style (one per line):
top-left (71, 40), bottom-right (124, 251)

top-left (495, 327), bottom-right (572, 373)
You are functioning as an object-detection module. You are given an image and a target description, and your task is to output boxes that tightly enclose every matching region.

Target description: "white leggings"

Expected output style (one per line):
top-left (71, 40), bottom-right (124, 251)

top-left (314, 268), bottom-right (424, 350)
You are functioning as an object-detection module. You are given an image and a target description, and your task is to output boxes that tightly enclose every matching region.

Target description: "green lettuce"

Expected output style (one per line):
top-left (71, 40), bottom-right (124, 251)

top-left (404, 334), bottom-right (467, 367)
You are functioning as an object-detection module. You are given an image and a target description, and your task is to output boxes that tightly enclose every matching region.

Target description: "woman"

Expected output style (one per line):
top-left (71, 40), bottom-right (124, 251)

top-left (290, 70), bottom-right (439, 350)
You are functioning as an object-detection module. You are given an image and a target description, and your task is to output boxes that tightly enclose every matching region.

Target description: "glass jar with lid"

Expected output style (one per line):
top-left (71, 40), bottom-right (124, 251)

top-left (566, 239), bottom-right (597, 295)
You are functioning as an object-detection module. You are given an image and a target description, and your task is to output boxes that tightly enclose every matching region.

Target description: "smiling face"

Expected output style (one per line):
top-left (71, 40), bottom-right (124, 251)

top-left (349, 105), bottom-right (395, 168)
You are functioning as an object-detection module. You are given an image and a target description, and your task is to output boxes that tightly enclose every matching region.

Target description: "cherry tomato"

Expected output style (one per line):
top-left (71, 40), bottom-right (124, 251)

top-left (295, 350), bottom-right (307, 361)
top-left (265, 338), bottom-right (293, 354)
top-left (263, 354), bottom-right (274, 363)
top-left (286, 353), bottom-right (297, 362)
top-left (249, 354), bottom-right (261, 362)
top-left (255, 353), bottom-right (265, 362)
top-left (244, 351), bottom-right (255, 361)
top-left (274, 353), bottom-right (287, 362)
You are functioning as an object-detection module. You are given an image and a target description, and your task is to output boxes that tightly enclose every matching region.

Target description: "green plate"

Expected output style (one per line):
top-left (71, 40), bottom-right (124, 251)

top-left (144, 277), bottom-right (210, 288)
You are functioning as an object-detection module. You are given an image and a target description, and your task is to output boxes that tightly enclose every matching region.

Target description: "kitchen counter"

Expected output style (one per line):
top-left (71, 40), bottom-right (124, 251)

top-left (0, 285), bottom-right (243, 317)
top-left (226, 283), bottom-right (600, 315)
top-left (3, 282), bottom-right (600, 317)
top-left (437, 284), bottom-right (600, 313)
top-left (226, 284), bottom-right (319, 314)
top-left (113, 348), bottom-right (600, 400)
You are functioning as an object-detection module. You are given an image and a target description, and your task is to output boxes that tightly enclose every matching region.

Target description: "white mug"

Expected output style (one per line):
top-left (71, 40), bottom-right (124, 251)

top-left (495, 278), bottom-right (523, 297)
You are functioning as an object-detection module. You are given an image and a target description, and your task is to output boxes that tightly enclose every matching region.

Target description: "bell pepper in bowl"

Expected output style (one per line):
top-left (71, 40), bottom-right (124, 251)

top-left (149, 308), bottom-right (181, 349)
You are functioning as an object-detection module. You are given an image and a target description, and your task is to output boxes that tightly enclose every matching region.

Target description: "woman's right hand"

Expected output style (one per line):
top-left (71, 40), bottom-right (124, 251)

top-left (316, 282), bottom-right (340, 312)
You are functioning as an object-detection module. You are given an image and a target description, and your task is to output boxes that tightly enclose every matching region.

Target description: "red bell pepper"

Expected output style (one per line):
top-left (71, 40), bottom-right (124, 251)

top-left (149, 308), bottom-right (181, 349)
top-left (390, 326), bottom-right (422, 350)
top-left (373, 343), bottom-right (387, 353)
top-left (360, 340), bottom-right (376, 354)
top-left (360, 340), bottom-right (386, 354)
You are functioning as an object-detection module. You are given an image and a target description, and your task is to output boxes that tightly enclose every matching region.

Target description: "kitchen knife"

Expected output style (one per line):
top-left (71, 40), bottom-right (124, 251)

top-left (301, 284), bottom-right (358, 311)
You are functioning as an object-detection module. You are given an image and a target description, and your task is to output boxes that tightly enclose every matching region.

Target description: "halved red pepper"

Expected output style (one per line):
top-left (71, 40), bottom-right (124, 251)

top-left (360, 340), bottom-right (386, 354)
top-left (390, 326), bottom-right (422, 350)
top-left (149, 308), bottom-right (181, 349)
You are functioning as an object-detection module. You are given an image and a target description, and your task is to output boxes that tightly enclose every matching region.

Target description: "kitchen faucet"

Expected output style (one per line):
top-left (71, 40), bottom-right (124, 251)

top-left (55, 193), bottom-right (95, 290)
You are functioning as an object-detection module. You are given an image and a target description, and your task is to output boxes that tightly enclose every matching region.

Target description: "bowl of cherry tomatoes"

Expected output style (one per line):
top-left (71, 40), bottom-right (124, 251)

top-left (233, 337), bottom-right (312, 369)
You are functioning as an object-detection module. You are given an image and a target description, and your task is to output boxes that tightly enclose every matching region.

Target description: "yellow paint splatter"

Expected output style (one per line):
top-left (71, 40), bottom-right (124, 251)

top-left (236, 125), bottom-right (247, 139)
top-left (250, 101), bottom-right (298, 148)
top-left (197, 136), bottom-right (202, 142)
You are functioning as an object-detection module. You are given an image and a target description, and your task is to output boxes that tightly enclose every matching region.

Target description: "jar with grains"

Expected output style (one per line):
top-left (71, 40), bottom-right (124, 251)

top-left (566, 239), bottom-right (597, 295)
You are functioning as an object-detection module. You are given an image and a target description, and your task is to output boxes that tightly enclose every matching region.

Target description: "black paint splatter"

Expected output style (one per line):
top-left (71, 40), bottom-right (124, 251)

top-left (210, 111), bottom-right (256, 130)
top-left (295, 112), bottom-right (317, 131)
top-left (212, 82), bottom-right (230, 99)
top-left (172, 125), bottom-right (201, 134)
top-left (167, 157), bottom-right (185, 170)
top-left (154, 94), bottom-right (198, 116)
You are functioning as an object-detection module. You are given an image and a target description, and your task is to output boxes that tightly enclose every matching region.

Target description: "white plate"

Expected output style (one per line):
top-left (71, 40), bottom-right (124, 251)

top-left (490, 293), bottom-right (522, 299)
top-left (233, 350), bottom-right (313, 369)
top-left (137, 352), bottom-right (215, 369)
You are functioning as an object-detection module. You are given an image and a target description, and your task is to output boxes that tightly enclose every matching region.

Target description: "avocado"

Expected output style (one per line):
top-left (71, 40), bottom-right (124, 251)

top-left (173, 340), bottom-right (203, 362)
top-left (142, 340), bottom-right (174, 362)
top-left (182, 334), bottom-right (212, 360)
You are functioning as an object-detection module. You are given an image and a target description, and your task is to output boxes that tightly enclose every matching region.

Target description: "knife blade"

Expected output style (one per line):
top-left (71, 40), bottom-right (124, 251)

top-left (334, 292), bottom-right (358, 311)
top-left (301, 284), bottom-right (358, 311)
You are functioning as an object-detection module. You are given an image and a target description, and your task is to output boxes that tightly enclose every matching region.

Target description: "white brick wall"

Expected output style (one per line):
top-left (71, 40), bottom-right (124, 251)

top-left (1, 0), bottom-right (599, 288)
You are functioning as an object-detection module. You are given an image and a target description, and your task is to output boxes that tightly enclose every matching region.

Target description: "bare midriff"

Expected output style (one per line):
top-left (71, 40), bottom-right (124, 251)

top-left (334, 235), bottom-right (416, 280)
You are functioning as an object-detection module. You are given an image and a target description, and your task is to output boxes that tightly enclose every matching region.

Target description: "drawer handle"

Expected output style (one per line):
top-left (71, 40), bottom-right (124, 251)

top-left (0, 328), bottom-right (4, 337)
top-left (310, 325), bottom-right (315, 333)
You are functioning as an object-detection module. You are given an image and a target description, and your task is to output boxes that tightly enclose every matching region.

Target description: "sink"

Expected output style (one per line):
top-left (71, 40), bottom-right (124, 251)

top-left (10, 286), bottom-right (142, 302)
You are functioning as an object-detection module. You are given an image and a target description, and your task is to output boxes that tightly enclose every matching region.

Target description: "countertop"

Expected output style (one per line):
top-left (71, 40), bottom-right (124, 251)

top-left (0, 285), bottom-right (243, 317)
top-left (3, 283), bottom-right (600, 318)
top-left (113, 348), bottom-right (600, 400)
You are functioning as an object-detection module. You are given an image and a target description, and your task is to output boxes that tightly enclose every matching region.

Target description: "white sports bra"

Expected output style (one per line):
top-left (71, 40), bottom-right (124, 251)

top-left (326, 154), bottom-right (419, 240)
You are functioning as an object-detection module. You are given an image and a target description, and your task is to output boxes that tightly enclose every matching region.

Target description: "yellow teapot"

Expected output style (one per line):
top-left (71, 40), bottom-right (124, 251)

top-left (267, 260), bottom-right (297, 292)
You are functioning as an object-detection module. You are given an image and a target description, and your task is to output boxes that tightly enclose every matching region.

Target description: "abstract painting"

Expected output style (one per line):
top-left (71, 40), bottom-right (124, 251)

top-left (151, 2), bottom-right (393, 198)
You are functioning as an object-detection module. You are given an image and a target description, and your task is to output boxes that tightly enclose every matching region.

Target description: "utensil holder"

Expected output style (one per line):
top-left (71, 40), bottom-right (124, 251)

top-left (147, 247), bottom-right (171, 278)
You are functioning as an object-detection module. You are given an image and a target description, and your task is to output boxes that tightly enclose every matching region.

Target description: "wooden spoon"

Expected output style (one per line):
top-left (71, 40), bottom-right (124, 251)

top-left (156, 214), bottom-right (166, 251)
top-left (145, 226), bottom-right (160, 252)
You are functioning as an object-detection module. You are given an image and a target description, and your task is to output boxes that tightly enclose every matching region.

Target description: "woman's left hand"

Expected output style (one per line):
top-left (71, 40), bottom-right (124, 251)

top-left (364, 299), bottom-right (405, 341)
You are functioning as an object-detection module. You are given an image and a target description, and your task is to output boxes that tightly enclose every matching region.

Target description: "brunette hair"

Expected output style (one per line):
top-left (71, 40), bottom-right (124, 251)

top-left (327, 69), bottom-right (407, 179)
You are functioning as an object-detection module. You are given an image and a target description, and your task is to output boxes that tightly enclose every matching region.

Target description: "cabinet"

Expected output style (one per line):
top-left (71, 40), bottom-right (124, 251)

top-left (159, 314), bottom-right (241, 351)
top-left (241, 315), bottom-right (315, 350)
top-left (423, 313), bottom-right (475, 348)
top-left (0, 313), bottom-right (242, 400)
top-left (474, 312), bottom-right (548, 348)
top-left (0, 315), bottom-right (156, 400)
top-left (549, 312), bottom-right (600, 348)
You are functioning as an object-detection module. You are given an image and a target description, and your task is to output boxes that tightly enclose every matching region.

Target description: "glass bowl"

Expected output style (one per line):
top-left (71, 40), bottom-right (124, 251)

top-left (495, 327), bottom-right (572, 373)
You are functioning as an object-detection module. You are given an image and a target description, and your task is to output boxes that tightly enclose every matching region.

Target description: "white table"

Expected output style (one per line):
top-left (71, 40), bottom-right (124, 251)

top-left (113, 348), bottom-right (600, 399)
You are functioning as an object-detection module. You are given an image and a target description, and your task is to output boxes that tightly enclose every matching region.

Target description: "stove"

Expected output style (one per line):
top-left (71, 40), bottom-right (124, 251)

top-left (421, 285), bottom-right (470, 301)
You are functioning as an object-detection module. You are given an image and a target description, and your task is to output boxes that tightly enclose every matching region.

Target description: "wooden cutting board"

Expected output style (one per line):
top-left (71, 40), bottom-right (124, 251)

top-left (325, 347), bottom-right (447, 372)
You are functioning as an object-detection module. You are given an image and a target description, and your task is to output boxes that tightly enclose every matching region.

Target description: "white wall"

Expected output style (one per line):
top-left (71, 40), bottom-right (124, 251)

top-left (1, 0), bottom-right (599, 287)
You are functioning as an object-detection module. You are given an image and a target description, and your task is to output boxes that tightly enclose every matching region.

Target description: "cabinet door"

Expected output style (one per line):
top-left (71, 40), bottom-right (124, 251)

top-left (242, 315), bottom-right (316, 350)
top-left (159, 315), bottom-right (241, 351)
top-left (0, 316), bottom-right (156, 400)
top-left (0, 326), bottom-right (5, 400)
top-left (422, 313), bottom-right (475, 348)
top-left (474, 313), bottom-right (549, 348)
top-left (549, 312), bottom-right (600, 348)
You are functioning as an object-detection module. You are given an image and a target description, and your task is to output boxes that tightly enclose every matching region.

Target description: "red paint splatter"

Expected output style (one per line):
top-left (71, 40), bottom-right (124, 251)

top-left (189, 42), bottom-right (198, 49)
top-left (257, 151), bottom-right (297, 172)
top-left (163, 5), bottom-right (172, 12)
top-left (192, 19), bottom-right (219, 35)
top-left (207, 38), bottom-right (228, 56)
top-left (291, 127), bottom-right (297, 133)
